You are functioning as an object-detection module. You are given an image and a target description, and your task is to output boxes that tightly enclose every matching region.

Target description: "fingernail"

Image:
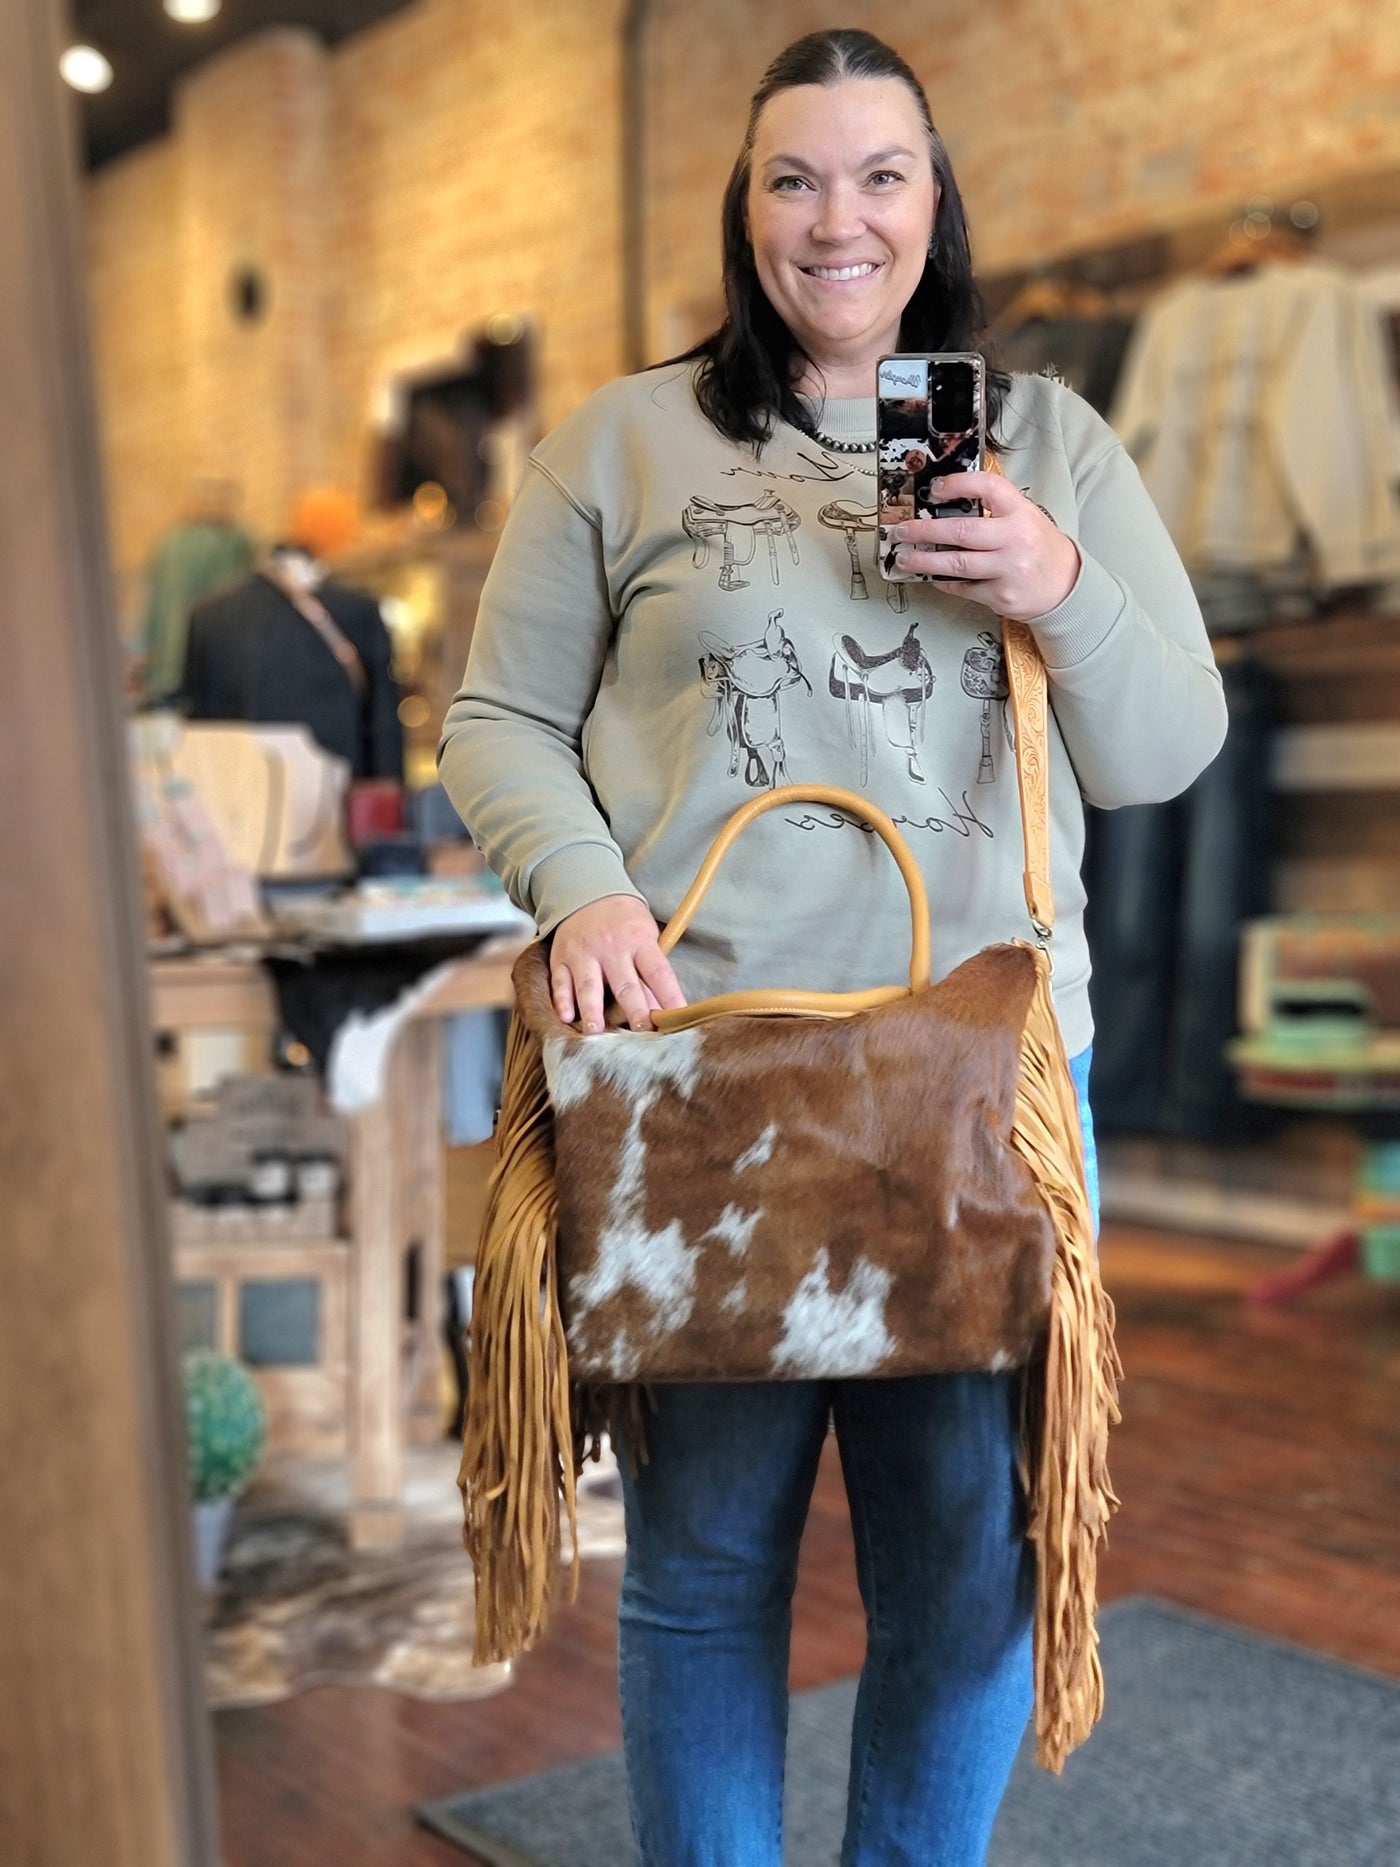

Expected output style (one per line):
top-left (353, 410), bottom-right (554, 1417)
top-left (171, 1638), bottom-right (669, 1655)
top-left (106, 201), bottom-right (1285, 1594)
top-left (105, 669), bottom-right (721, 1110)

top-left (895, 548), bottom-right (911, 567)
top-left (889, 522), bottom-right (908, 542)
top-left (928, 476), bottom-right (946, 493)
top-left (585, 1018), bottom-right (603, 1033)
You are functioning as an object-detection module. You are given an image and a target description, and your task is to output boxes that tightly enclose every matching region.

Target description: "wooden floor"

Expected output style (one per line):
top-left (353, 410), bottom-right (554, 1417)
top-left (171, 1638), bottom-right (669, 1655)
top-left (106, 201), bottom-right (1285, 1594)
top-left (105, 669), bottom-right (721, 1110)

top-left (215, 1227), bottom-right (1400, 1866)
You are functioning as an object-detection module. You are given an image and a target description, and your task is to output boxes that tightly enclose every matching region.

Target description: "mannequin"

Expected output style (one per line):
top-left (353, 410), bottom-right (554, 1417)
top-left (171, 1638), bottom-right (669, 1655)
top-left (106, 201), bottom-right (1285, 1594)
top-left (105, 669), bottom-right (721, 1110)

top-left (181, 490), bottom-right (403, 782)
top-left (136, 478), bottom-right (256, 707)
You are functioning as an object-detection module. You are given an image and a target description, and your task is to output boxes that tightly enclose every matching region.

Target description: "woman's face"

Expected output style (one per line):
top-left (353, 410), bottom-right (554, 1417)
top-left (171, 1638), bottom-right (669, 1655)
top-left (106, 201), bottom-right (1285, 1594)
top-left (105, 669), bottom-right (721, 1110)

top-left (746, 77), bottom-right (939, 374)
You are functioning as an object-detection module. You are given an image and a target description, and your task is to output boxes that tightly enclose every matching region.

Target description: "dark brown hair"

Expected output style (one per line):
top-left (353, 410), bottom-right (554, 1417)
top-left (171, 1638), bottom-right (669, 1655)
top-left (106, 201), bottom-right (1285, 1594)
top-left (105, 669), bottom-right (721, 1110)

top-left (677, 28), bottom-right (1007, 451)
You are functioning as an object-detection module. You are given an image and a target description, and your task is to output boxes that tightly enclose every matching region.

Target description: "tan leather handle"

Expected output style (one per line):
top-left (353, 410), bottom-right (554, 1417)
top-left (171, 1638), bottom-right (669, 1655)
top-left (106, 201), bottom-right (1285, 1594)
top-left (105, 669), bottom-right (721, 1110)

top-left (659, 784), bottom-right (932, 992)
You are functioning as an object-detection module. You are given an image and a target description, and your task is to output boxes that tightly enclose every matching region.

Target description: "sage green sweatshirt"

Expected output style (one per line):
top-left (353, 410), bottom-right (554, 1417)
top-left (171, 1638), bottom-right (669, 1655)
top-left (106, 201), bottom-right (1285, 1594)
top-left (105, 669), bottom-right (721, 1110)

top-left (439, 364), bottom-right (1226, 1056)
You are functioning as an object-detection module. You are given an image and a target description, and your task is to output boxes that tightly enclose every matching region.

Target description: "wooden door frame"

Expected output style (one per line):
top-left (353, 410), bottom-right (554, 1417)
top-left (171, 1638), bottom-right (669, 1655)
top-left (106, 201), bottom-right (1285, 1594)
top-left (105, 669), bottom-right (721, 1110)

top-left (0, 2), bottom-right (219, 1860)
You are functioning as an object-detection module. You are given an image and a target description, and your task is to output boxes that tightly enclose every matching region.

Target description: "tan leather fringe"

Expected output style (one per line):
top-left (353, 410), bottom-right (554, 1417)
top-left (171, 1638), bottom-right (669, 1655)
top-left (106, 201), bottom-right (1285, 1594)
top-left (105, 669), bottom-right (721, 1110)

top-left (457, 1013), bottom-right (582, 1666)
top-left (1011, 947), bottom-right (1124, 1772)
top-left (461, 948), bottom-right (1121, 1755)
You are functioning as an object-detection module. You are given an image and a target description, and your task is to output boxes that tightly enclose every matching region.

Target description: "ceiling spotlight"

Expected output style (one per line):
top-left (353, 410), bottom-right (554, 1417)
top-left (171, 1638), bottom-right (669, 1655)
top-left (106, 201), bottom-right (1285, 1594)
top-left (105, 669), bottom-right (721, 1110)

top-left (59, 45), bottom-right (113, 93)
top-left (165, 0), bottom-right (222, 19)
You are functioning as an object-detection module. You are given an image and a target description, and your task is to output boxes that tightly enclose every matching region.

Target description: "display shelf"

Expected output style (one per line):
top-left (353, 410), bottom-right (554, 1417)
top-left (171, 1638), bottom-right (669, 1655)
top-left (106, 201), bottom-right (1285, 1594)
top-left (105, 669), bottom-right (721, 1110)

top-left (150, 941), bottom-right (521, 1549)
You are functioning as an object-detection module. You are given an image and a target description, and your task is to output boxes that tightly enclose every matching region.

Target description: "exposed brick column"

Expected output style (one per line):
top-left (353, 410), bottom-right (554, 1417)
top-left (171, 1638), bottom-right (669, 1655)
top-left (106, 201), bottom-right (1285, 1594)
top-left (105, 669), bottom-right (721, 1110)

top-left (176, 28), bottom-right (330, 545)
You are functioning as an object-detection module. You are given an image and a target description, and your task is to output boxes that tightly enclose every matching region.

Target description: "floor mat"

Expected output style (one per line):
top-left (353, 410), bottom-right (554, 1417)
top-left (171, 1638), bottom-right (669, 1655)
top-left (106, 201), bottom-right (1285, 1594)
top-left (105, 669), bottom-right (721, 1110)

top-left (417, 1597), bottom-right (1400, 1866)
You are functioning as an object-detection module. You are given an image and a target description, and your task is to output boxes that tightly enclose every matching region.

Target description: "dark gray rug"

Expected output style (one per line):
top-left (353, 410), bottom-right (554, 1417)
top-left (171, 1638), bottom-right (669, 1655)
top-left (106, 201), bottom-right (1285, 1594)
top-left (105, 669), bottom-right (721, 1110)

top-left (417, 1597), bottom-right (1400, 1866)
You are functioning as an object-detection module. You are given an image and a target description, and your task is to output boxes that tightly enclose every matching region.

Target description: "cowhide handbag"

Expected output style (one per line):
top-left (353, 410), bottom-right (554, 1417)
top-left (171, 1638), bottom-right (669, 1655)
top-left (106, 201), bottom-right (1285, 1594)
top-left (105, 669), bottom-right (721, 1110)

top-left (459, 618), bottom-right (1121, 1774)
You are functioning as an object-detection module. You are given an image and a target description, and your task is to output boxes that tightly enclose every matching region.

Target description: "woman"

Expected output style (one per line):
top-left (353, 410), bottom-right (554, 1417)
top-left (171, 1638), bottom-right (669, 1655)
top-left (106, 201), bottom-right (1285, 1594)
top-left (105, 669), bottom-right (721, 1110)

top-left (440, 28), bottom-right (1225, 1865)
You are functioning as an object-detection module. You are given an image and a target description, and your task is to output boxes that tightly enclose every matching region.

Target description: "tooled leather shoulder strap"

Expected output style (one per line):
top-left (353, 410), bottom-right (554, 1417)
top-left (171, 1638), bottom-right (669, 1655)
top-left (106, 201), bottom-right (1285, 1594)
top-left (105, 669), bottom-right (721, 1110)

top-left (985, 456), bottom-right (1054, 938)
top-left (1003, 617), bottom-right (1052, 936)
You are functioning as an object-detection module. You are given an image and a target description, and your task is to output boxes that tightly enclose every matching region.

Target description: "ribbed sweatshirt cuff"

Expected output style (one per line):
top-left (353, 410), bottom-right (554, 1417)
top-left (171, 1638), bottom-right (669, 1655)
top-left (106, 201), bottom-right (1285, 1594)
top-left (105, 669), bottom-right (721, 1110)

top-left (528, 843), bottom-right (645, 936)
top-left (1026, 549), bottom-right (1128, 670)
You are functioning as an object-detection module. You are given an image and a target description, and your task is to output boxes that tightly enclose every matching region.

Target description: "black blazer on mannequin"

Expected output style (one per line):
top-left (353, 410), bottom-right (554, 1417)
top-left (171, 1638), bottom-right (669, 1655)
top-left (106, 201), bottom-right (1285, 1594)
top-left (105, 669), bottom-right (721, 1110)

top-left (182, 572), bottom-right (404, 781)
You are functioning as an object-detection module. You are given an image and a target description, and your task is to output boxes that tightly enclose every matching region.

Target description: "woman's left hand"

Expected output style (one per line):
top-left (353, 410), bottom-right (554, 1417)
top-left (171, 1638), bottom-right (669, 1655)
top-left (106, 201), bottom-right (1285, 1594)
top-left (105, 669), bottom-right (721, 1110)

top-left (889, 472), bottom-right (1082, 622)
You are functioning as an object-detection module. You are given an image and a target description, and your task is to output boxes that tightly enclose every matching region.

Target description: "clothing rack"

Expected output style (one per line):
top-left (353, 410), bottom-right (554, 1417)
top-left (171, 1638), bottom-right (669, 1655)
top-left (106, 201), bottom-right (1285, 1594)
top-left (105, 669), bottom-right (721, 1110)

top-left (981, 176), bottom-right (1383, 318)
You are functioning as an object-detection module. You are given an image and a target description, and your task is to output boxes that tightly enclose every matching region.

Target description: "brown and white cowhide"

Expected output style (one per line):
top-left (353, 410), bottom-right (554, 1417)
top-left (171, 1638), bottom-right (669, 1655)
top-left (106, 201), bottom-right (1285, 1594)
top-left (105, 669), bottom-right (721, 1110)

top-left (514, 941), bottom-right (1056, 1384)
top-left (202, 1440), bottom-right (625, 1708)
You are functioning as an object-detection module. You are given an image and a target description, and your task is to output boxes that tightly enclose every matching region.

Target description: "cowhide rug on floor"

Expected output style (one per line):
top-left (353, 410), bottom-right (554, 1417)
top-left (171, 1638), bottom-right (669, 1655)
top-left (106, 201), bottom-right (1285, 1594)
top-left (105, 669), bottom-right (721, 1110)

top-left (203, 1439), bottom-right (626, 1710)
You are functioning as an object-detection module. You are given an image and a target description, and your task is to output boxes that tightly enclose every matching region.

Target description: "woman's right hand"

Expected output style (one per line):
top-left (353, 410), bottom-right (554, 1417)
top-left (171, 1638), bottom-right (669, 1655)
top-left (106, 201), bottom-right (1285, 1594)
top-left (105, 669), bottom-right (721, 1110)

top-left (549, 894), bottom-right (687, 1033)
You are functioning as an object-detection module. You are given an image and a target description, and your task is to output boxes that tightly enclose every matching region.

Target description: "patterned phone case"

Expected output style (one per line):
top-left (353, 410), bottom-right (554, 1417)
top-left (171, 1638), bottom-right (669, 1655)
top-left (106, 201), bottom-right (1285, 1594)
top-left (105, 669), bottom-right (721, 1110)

top-left (875, 352), bottom-right (986, 582)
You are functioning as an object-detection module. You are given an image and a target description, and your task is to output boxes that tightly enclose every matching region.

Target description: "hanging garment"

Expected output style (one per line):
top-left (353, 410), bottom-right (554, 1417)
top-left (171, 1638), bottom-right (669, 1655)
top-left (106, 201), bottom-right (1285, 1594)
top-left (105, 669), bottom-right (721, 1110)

top-left (182, 569), bottom-right (404, 780)
top-left (1085, 656), bottom-right (1281, 1139)
top-left (998, 314), bottom-right (1138, 417)
top-left (264, 945), bottom-right (508, 1137)
top-left (138, 519), bottom-right (257, 707)
top-left (1157, 657), bottom-right (1282, 1138)
top-left (1110, 259), bottom-right (1400, 591)
top-left (442, 1008), bottom-right (510, 1145)
top-left (1081, 801), bottom-right (1184, 1133)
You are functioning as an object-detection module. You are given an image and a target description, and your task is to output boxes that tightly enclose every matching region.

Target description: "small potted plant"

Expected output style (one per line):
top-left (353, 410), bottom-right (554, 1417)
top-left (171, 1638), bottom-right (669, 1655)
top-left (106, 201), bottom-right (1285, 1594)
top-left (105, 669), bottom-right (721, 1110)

top-left (182, 1348), bottom-right (266, 1589)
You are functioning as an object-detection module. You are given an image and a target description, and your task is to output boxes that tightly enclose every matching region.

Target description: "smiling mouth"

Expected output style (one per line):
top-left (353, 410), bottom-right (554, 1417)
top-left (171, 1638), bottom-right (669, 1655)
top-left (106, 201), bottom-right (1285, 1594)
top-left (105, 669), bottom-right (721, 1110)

top-left (801, 262), bottom-right (882, 282)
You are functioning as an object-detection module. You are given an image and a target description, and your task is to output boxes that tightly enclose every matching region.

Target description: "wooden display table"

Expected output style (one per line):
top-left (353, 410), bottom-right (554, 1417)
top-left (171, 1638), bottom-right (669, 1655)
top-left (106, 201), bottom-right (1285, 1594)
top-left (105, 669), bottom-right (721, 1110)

top-left (149, 941), bottom-right (522, 1551)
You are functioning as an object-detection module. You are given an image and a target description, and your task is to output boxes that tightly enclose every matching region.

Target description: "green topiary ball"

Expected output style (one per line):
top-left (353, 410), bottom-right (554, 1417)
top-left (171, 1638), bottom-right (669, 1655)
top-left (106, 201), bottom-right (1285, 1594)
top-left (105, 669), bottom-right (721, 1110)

top-left (182, 1350), bottom-right (266, 1502)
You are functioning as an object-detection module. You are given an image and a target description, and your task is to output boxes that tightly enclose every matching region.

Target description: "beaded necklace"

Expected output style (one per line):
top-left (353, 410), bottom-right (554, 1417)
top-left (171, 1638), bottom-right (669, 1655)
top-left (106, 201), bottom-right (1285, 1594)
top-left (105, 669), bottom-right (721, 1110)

top-left (808, 428), bottom-right (875, 454)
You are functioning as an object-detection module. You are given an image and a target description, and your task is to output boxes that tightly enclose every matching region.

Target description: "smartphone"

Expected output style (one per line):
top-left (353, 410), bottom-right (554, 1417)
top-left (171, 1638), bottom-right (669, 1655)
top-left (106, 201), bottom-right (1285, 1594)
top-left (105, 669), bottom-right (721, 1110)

top-left (875, 353), bottom-right (986, 583)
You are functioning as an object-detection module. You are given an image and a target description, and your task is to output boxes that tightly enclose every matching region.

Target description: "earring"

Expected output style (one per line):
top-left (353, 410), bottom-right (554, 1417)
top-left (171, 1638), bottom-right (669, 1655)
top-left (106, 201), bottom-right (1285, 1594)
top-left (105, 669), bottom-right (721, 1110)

top-left (927, 233), bottom-right (939, 258)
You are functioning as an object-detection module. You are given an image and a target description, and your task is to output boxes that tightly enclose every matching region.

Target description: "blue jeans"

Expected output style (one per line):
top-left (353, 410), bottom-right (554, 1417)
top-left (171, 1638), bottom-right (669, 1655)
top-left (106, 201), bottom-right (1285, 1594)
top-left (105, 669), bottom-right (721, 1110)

top-left (617, 1049), bottom-right (1096, 1866)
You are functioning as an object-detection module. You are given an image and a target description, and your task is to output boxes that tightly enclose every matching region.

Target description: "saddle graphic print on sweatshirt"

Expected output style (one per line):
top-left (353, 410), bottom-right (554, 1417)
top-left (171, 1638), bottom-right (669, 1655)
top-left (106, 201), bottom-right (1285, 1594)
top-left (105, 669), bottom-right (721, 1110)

top-left (682, 490), bottom-right (801, 593)
top-left (961, 632), bottom-right (1013, 784)
top-left (817, 500), bottom-right (909, 611)
top-left (699, 609), bottom-right (811, 791)
top-left (828, 621), bottom-right (936, 786)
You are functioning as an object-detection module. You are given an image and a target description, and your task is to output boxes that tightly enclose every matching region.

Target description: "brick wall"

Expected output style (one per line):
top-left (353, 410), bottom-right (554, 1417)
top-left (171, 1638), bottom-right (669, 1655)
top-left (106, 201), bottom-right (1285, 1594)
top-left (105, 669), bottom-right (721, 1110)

top-left (644, 0), bottom-right (1400, 348)
top-left (85, 0), bottom-right (1400, 592)
top-left (178, 31), bottom-right (331, 550)
top-left (87, 140), bottom-right (186, 612)
top-left (323, 0), bottom-right (624, 516)
top-left (86, 0), bottom-right (624, 593)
